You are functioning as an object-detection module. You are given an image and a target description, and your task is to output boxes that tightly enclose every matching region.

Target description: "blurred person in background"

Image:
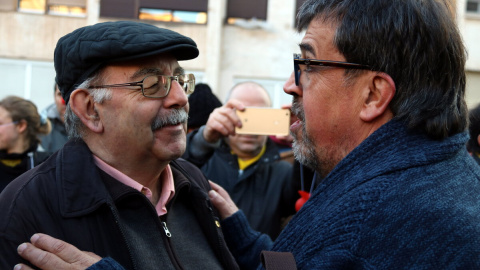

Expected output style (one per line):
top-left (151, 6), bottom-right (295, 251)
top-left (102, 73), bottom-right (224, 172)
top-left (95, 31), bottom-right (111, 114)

top-left (40, 83), bottom-right (68, 154)
top-left (187, 83), bottom-right (222, 133)
top-left (0, 96), bottom-right (50, 192)
top-left (183, 81), bottom-right (297, 239)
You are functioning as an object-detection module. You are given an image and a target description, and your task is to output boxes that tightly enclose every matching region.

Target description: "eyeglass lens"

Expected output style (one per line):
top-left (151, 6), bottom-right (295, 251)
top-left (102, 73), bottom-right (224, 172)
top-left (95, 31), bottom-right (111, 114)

top-left (142, 74), bottom-right (195, 98)
top-left (293, 54), bottom-right (301, 86)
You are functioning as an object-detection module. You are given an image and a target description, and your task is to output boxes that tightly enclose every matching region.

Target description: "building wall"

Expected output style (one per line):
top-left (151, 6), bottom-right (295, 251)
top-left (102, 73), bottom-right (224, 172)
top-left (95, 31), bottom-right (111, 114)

top-left (467, 71), bottom-right (480, 107)
top-left (464, 17), bottom-right (480, 71)
top-left (0, 0), bottom-right (299, 110)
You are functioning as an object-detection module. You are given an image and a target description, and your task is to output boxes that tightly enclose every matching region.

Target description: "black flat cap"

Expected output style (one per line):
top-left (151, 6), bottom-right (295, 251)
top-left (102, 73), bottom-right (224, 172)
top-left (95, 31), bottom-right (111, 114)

top-left (54, 21), bottom-right (199, 104)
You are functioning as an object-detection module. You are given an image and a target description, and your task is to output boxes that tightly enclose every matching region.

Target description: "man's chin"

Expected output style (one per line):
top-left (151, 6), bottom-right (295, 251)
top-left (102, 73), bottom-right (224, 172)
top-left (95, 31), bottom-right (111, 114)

top-left (238, 147), bottom-right (262, 156)
top-left (292, 141), bottom-right (318, 172)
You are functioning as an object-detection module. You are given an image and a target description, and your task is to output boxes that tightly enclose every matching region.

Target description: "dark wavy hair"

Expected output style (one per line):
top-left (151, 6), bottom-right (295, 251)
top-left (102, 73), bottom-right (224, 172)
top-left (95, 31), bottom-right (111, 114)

top-left (297, 0), bottom-right (467, 140)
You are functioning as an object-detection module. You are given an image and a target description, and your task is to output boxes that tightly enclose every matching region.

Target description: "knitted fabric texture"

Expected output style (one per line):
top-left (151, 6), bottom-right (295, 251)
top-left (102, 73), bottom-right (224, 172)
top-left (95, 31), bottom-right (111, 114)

top-left (224, 118), bottom-right (480, 269)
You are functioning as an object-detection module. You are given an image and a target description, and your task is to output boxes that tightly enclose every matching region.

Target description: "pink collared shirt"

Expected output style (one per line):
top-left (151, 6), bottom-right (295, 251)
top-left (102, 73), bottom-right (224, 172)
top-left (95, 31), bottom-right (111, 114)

top-left (93, 155), bottom-right (175, 216)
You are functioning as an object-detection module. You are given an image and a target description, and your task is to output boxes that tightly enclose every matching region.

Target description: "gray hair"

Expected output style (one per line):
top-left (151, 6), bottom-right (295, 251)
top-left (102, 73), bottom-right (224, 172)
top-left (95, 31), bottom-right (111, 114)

top-left (64, 75), bottom-right (112, 140)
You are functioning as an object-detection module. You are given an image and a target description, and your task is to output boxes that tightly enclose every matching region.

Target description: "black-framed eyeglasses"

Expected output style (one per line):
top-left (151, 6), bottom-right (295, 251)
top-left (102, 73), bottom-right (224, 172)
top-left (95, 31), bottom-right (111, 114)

top-left (88, 74), bottom-right (195, 98)
top-left (293, 53), bottom-right (373, 86)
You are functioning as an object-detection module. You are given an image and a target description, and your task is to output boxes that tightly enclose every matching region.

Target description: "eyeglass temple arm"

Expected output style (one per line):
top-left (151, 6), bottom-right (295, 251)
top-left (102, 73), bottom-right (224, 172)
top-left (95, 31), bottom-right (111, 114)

top-left (89, 82), bottom-right (142, 89)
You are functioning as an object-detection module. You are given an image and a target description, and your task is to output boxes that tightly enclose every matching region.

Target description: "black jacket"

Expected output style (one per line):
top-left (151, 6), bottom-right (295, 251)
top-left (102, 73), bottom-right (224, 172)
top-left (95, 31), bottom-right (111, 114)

top-left (0, 140), bottom-right (238, 270)
top-left (39, 103), bottom-right (68, 154)
top-left (184, 129), bottom-right (298, 239)
top-left (0, 144), bottom-right (50, 192)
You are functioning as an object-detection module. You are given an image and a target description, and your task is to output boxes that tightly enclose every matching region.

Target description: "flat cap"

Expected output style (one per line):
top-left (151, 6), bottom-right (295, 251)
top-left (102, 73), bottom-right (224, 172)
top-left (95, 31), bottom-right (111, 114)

top-left (54, 21), bottom-right (199, 104)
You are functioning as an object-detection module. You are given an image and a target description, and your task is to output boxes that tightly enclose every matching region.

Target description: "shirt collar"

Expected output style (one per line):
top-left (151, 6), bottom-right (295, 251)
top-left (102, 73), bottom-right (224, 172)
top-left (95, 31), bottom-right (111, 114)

top-left (93, 155), bottom-right (175, 216)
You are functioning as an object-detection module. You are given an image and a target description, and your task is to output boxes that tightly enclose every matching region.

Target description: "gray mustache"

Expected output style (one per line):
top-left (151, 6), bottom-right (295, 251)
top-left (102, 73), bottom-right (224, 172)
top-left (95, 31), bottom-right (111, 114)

top-left (151, 109), bottom-right (188, 130)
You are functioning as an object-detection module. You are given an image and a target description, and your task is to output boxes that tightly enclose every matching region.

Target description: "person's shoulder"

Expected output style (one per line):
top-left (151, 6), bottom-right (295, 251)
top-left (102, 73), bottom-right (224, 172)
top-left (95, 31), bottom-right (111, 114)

top-left (172, 158), bottom-right (202, 173)
top-left (0, 160), bottom-right (58, 229)
top-left (264, 139), bottom-right (293, 164)
top-left (264, 154), bottom-right (292, 170)
top-left (34, 148), bottom-right (52, 164)
top-left (171, 158), bottom-right (210, 191)
top-left (1, 155), bottom-right (57, 200)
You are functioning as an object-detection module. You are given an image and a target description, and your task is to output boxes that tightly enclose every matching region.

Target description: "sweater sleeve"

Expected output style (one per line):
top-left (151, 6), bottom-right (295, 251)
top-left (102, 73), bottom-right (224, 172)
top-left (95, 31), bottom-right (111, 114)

top-left (221, 210), bottom-right (273, 270)
top-left (86, 257), bottom-right (125, 270)
top-left (182, 126), bottom-right (221, 167)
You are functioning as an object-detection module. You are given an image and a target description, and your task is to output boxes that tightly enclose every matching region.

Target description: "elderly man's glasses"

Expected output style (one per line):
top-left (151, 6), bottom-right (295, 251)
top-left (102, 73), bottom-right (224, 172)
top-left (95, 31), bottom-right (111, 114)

top-left (293, 53), bottom-right (372, 86)
top-left (88, 74), bottom-right (195, 98)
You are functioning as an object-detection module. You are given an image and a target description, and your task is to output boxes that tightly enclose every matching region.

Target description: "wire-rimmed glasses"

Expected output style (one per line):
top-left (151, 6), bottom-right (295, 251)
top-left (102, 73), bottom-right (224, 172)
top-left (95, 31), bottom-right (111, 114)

top-left (0, 121), bottom-right (18, 127)
top-left (88, 74), bottom-right (195, 98)
top-left (293, 53), bottom-right (373, 86)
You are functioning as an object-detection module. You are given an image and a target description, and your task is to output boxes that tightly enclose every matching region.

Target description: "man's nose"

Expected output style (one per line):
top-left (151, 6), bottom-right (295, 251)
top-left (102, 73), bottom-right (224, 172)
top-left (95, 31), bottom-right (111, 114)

top-left (163, 80), bottom-right (188, 108)
top-left (284, 71), bottom-right (302, 97)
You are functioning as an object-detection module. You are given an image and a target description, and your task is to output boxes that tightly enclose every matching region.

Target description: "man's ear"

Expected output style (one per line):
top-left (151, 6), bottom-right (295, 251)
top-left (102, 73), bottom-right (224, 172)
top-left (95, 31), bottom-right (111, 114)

top-left (69, 89), bottom-right (104, 134)
top-left (359, 72), bottom-right (396, 122)
top-left (476, 134), bottom-right (480, 148)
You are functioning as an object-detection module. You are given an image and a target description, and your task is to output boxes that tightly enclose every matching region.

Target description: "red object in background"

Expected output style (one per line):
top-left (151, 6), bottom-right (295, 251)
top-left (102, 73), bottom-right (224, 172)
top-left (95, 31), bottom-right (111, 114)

top-left (61, 97), bottom-right (66, 105)
top-left (295, 190), bottom-right (311, 212)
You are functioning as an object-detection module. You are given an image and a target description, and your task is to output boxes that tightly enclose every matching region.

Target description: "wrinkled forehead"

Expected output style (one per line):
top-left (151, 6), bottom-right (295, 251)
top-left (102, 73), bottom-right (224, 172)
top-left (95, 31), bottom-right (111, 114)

top-left (300, 17), bottom-right (341, 58)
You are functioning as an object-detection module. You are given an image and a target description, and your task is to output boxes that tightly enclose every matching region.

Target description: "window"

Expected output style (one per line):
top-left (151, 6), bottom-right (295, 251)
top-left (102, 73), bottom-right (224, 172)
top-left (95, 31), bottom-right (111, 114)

top-left (18, 0), bottom-right (45, 13)
top-left (0, 0), bottom-right (16, 11)
top-left (47, 0), bottom-right (86, 16)
top-left (0, 58), bottom-right (56, 112)
top-left (226, 0), bottom-right (268, 24)
top-left (17, 0), bottom-right (86, 16)
top-left (139, 8), bottom-right (207, 23)
top-left (467, 0), bottom-right (480, 13)
top-left (100, 0), bottom-right (208, 24)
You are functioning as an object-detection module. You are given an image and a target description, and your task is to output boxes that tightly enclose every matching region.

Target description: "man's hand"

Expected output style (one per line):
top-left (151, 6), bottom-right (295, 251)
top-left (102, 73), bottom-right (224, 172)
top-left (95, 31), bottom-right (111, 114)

top-left (15, 233), bottom-right (101, 270)
top-left (208, 180), bottom-right (239, 219)
top-left (203, 99), bottom-right (245, 143)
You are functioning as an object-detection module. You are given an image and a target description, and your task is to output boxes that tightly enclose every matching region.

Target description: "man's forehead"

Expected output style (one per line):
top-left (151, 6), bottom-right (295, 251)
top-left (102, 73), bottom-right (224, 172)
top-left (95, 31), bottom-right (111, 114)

top-left (102, 58), bottom-right (183, 80)
top-left (130, 65), bottom-right (184, 79)
top-left (299, 19), bottom-right (339, 58)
